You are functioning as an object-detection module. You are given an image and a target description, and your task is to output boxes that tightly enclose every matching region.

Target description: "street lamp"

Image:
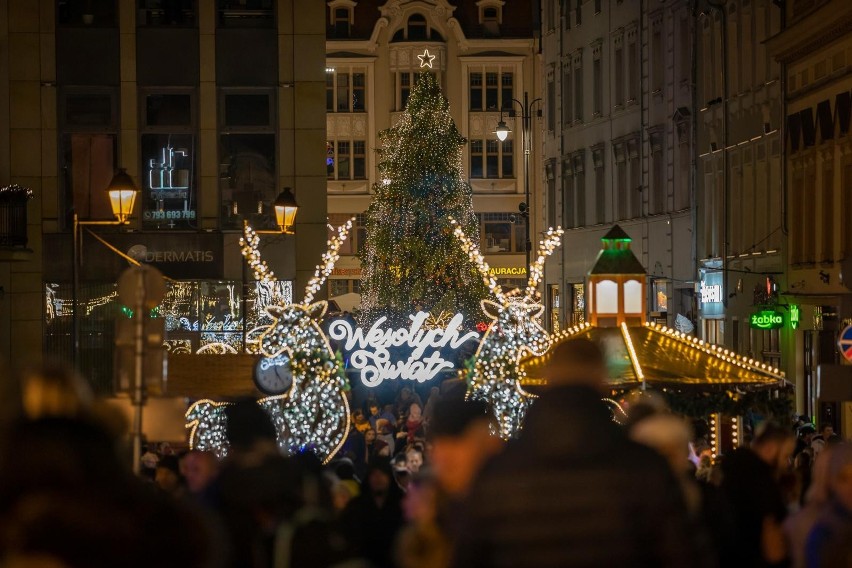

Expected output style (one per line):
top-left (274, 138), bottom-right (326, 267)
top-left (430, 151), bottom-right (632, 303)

top-left (251, 187), bottom-right (299, 234)
top-left (72, 168), bottom-right (139, 367)
top-left (273, 187), bottom-right (299, 234)
top-left (493, 91), bottom-right (542, 281)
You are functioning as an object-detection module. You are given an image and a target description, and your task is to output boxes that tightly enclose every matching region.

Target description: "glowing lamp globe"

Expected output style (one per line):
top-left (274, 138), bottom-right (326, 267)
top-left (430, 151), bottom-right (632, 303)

top-left (274, 187), bottom-right (298, 234)
top-left (106, 168), bottom-right (138, 224)
top-left (495, 120), bottom-right (511, 142)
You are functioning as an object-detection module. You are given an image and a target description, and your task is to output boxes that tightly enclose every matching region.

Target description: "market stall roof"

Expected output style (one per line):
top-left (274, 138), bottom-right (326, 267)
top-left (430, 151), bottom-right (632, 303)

top-left (589, 225), bottom-right (647, 276)
top-left (520, 322), bottom-right (789, 391)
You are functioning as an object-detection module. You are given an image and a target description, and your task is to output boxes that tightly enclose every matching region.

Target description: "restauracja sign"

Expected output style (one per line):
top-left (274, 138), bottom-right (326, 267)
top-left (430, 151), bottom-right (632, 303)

top-left (327, 312), bottom-right (479, 388)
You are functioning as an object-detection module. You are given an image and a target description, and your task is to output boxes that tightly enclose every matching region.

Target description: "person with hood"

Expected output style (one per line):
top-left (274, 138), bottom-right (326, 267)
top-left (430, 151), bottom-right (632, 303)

top-left (340, 457), bottom-right (405, 568)
top-left (451, 338), bottom-right (696, 568)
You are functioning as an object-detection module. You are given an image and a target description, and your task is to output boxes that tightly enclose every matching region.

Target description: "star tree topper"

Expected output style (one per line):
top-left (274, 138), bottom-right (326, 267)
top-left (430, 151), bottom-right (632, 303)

top-left (418, 48), bottom-right (436, 68)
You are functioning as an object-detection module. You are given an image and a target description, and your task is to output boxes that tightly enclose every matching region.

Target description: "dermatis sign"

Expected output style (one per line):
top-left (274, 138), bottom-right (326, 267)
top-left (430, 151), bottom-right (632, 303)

top-left (326, 312), bottom-right (480, 388)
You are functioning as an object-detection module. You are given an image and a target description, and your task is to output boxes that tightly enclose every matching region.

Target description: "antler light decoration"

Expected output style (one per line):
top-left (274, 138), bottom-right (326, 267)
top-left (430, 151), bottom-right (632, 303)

top-left (526, 227), bottom-right (564, 298)
top-left (188, 218), bottom-right (356, 463)
top-left (240, 223), bottom-right (276, 283)
top-left (303, 218), bottom-right (354, 306)
top-left (451, 217), bottom-right (563, 438)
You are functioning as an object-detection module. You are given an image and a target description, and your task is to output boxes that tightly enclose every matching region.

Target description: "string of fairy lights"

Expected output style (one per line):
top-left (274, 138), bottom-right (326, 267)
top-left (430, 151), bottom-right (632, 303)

top-left (303, 217), bottom-right (355, 306)
top-left (239, 223), bottom-right (277, 283)
top-left (526, 227), bottom-right (565, 299)
top-left (449, 217), bottom-right (504, 301)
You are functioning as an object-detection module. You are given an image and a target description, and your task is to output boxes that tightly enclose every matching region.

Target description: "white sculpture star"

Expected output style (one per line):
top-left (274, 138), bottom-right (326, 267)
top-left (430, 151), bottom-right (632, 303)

top-left (418, 48), bottom-right (436, 69)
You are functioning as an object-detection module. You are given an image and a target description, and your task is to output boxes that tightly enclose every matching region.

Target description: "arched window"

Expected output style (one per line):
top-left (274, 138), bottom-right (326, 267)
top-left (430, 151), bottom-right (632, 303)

top-left (484, 7), bottom-right (498, 20)
top-left (334, 8), bottom-right (350, 38)
top-left (623, 279), bottom-right (642, 313)
top-left (595, 280), bottom-right (618, 313)
top-left (407, 13), bottom-right (427, 40)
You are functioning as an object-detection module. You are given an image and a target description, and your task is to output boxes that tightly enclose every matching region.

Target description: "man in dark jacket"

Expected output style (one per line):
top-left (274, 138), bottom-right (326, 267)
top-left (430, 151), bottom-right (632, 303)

top-left (451, 338), bottom-right (697, 568)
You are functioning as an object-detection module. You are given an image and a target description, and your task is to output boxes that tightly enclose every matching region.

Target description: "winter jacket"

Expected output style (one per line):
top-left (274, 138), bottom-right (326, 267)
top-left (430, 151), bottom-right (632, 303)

top-left (451, 385), bottom-right (698, 568)
top-left (718, 447), bottom-right (789, 568)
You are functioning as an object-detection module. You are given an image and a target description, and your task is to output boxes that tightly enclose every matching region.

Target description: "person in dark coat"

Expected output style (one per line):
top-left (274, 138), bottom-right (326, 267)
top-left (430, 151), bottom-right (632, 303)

top-left (719, 421), bottom-right (795, 568)
top-left (340, 457), bottom-right (404, 568)
top-left (451, 338), bottom-right (697, 568)
top-left (0, 416), bottom-right (214, 568)
top-left (804, 443), bottom-right (852, 568)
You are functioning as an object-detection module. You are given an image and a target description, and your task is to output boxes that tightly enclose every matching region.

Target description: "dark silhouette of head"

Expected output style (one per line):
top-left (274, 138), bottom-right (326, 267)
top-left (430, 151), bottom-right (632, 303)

top-left (542, 338), bottom-right (608, 391)
top-left (224, 398), bottom-right (277, 453)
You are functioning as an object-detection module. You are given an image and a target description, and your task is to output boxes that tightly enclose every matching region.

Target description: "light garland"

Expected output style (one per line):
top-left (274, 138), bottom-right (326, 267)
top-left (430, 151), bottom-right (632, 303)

top-left (643, 321), bottom-right (786, 380)
top-left (526, 227), bottom-right (565, 298)
top-left (303, 217), bottom-right (354, 306)
top-left (710, 413), bottom-right (718, 459)
top-left (603, 397), bottom-right (629, 424)
top-left (449, 217), bottom-right (505, 301)
top-left (44, 284), bottom-right (119, 321)
top-left (0, 184), bottom-right (33, 199)
top-left (240, 223), bottom-right (276, 282)
top-left (621, 322), bottom-right (645, 387)
top-left (453, 224), bottom-right (564, 438)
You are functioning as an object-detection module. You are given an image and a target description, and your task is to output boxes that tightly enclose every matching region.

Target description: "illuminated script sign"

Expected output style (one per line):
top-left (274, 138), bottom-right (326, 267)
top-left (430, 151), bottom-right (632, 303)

top-left (750, 309), bottom-right (784, 330)
top-left (326, 312), bottom-right (479, 388)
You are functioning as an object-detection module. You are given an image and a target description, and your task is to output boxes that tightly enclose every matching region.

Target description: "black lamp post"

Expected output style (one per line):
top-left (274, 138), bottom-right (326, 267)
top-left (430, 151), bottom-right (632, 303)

top-left (72, 168), bottom-right (139, 367)
top-left (495, 91), bottom-right (542, 279)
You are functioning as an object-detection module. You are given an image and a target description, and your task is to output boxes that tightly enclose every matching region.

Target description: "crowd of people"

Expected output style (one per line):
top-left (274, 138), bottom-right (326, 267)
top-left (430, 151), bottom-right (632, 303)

top-left (1, 340), bottom-right (852, 567)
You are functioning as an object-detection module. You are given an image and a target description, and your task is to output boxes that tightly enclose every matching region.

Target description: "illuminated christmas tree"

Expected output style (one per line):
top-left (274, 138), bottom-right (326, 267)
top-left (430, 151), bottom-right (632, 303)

top-left (359, 72), bottom-right (487, 326)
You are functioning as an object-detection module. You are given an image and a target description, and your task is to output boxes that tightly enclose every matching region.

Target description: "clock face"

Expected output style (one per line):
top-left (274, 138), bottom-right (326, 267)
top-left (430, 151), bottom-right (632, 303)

top-left (254, 354), bottom-right (293, 395)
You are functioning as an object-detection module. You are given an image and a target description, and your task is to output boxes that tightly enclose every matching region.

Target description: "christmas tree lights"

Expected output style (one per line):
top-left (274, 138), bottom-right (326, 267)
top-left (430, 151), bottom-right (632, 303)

top-left (359, 72), bottom-right (488, 327)
top-left (453, 223), bottom-right (564, 438)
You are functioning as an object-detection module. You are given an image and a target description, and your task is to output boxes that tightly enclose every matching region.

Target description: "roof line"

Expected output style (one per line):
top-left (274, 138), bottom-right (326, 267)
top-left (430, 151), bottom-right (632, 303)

top-left (621, 323), bottom-right (645, 391)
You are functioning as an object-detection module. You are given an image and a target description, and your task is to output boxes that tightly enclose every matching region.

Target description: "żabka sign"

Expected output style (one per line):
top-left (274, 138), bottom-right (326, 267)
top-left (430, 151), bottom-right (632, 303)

top-left (327, 312), bottom-right (479, 388)
top-left (750, 309), bottom-right (784, 330)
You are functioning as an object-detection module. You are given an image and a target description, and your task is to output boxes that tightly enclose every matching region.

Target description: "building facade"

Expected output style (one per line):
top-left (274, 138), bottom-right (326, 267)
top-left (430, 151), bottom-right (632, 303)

top-left (0, 0), bottom-right (328, 388)
top-left (768, 0), bottom-right (852, 419)
top-left (694, 0), bottom-right (785, 376)
top-left (541, 0), bottom-right (694, 333)
top-left (324, 0), bottom-right (541, 300)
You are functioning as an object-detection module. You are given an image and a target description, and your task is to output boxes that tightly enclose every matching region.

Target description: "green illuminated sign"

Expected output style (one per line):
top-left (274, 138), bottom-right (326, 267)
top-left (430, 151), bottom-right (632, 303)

top-left (750, 309), bottom-right (784, 330)
top-left (790, 304), bottom-right (800, 329)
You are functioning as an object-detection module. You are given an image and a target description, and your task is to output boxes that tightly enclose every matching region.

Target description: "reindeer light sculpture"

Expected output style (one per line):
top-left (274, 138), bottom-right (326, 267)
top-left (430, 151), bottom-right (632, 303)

top-left (451, 218), bottom-right (564, 438)
top-left (185, 219), bottom-right (354, 463)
